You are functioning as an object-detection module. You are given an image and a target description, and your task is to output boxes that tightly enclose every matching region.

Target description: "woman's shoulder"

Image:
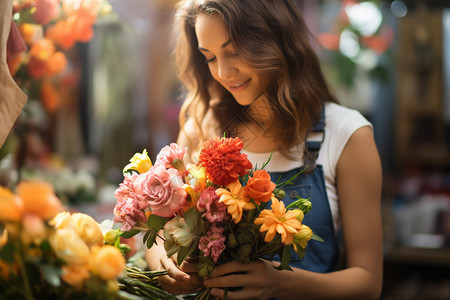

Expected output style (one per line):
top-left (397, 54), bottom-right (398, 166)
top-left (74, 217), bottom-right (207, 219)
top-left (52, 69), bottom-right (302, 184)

top-left (324, 102), bottom-right (372, 134)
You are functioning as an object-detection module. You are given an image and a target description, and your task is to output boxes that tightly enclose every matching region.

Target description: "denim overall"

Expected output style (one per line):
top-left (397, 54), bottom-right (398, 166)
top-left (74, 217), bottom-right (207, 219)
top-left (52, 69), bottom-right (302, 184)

top-left (269, 110), bottom-right (339, 272)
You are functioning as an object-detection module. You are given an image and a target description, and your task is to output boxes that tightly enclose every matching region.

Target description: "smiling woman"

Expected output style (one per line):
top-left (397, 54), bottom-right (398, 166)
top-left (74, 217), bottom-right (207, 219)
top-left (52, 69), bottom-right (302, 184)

top-left (146, 1), bottom-right (383, 299)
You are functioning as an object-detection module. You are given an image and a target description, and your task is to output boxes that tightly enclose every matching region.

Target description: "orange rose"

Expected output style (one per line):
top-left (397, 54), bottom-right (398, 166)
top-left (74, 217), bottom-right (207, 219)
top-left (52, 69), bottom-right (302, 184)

top-left (61, 264), bottom-right (90, 289)
top-left (0, 187), bottom-right (24, 222)
top-left (90, 245), bottom-right (125, 281)
top-left (21, 213), bottom-right (47, 245)
top-left (16, 180), bottom-right (62, 220)
top-left (244, 170), bottom-right (276, 204)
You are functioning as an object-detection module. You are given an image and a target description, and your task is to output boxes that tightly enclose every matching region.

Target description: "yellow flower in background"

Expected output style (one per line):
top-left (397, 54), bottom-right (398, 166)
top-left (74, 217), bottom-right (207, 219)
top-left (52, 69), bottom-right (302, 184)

top-left (49, 211), bottom-right (72, 229)
top-left (254, 197), bottom-right (302, 245)
top-left (71, 213), bottom-right (103, 247)
top-left (216, 181), bottom-right (254, 223)
top-left (61, 264), bottom-right (90, 289)
top-left (50, 228), bottom-right (90, 265)
top-left (123, 149), bottom-right (152, 174)
top-left (0, 187), bottom-right (23, 222)
top-left (293, 224), bottom-right (313, 251)
top-left (89, 245), bottom-right (125, 281)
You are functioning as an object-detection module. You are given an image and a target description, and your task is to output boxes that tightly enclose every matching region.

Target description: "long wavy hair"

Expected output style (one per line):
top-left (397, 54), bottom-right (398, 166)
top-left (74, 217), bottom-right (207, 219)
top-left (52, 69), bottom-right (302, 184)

top-left (175, 0), bottom-right (337, 158)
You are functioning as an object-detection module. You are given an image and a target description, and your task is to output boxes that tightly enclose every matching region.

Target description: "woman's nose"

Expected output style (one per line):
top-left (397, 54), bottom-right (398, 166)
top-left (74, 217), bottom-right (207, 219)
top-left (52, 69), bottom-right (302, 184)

top-left (217, 58), bottom-right (237, 80)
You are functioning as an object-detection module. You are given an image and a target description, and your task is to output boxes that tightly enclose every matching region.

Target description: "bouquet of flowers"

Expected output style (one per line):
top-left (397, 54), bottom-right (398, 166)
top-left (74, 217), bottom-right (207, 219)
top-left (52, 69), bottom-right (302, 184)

top-left (113, 137), bottom-right (322, 298)
top-left (0, 180), bottom-right (126, 299)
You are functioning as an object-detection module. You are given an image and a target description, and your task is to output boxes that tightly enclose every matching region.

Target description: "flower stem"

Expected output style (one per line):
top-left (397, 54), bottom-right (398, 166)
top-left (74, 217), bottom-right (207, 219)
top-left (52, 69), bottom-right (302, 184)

top-left (14, 245), bottom-right (34, 300)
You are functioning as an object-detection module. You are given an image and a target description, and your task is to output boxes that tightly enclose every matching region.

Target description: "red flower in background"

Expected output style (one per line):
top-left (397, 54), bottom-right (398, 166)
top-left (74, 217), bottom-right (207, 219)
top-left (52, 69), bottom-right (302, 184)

top-left (198, 137), bottom-right (252, 186)
top-left (34, 0), bottom-right (61, 25)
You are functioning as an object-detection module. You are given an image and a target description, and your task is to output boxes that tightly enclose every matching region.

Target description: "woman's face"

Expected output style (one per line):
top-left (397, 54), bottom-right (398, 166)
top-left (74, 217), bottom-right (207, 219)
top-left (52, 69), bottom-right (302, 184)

top-left (195, 13), bottom-right (271, 106)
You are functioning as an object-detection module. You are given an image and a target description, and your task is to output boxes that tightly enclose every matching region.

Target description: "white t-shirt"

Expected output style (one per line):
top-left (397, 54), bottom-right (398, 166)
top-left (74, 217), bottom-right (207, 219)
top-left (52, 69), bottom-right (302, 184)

top-left (242, 102), bottom-right (372, 232)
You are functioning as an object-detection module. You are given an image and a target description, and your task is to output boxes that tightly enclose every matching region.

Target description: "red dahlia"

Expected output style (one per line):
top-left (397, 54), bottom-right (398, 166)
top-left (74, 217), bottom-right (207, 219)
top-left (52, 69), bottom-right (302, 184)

top-left (198, 137), bottom-right (253, 186)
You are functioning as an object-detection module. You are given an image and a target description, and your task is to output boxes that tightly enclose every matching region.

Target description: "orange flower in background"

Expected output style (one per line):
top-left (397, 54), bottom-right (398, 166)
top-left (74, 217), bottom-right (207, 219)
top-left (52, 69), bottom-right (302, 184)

top-left (16, 180), bottom-right (62, 220)
top-left (30, 38), bottom-right (55, 60)
top-left (19, 23), bottom-right (44, 46)
top-left (0, 187), bottom-right (24, 222)
top-left (198, 137), bottom-right (252, 186)
top-left (40, 80), bottom-right (59, 112)
top-left (61, 264), bottom-right (90, 289)
top-left (254, 197), bottom-right (302, 245)
top-left (89, 245), bottom-right (125, 281)
top-left (46, 20), bottom-right (76, 50)
top-left (216, 181), bottom-right (254, 223)
top-left (47, 51), bottom-right (67, 75)
top-left (244, 169), bottom-right (276, 205)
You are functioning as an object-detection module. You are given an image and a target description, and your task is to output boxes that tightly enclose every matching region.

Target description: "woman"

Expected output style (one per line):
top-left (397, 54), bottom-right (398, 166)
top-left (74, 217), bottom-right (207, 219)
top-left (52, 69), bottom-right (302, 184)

top-left (147, 0), bottom-right (383, 299)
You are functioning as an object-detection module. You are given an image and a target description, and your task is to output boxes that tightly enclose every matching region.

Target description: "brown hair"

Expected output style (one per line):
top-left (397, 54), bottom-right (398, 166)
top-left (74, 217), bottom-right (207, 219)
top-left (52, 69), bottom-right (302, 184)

top-left (175, 0), bottom-right (337, 158)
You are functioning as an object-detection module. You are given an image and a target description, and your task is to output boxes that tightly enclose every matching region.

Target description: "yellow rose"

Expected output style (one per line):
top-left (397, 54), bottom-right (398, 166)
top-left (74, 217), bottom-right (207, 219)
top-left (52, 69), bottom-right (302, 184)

top-left (50, 228), bottom-right (90, 265)
top-left (71, 213), bottom-right (103, 247)
top-left (61, 264), bottom-right (90, 289)
top-left (16, 181), bottom-right (62, 220)
top-left (90, 245), bottom-right (125, 281)
top-left (49, 211), bottom-right (72, 229)
top-left (123, 150), bottom-right (152, 174)
top-left (0, 187), bottom-right (23, 222)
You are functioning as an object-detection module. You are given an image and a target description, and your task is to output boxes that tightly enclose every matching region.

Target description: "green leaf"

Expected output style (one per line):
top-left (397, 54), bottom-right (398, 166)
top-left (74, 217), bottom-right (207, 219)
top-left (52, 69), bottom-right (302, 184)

top-left (275, 245), bottom-right (293, 271)
top-left (0, 241), bottom-right (15, 263)
top-left (184, 208), bottom-right (201, 234)
top-left (147, 214), bottom-right (167, 232)
top-left (40, 264), bottom-right (61, 287)
top-left (311, 234), bottom-right (324, 242)
top-left (293, 245), bottom-right (306, 260)
top-left (176, 245), bottom-right (196, 266)
top-left (120, 229), bottom-right (140, 239)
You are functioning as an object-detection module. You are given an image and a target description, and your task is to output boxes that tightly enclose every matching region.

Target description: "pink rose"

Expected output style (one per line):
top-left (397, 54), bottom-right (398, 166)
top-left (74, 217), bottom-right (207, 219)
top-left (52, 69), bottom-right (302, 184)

top-left (198, 225), bottom-right (226, 263)
top-left (154, 143), bottom-right (186, 171)
top-left (113, 198), bottom-right (147, 231)
top-left (34, 0), bottom-right (61, 25)
top-left (134, 166), bottom-right (187, 218)
top-left (196, 187), bottom-right (229, 223)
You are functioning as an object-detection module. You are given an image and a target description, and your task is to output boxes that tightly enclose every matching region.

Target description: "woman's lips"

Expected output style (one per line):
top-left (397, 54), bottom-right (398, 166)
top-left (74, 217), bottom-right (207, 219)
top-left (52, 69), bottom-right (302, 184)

top-left (228, 78), bottom-right (251, 92)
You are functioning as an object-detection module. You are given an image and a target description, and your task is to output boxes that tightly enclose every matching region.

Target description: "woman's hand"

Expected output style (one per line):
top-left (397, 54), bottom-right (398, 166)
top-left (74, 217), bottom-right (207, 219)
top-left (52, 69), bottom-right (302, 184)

top-left (146, 236), bottom-right (203, 295)
top-left (157, 256), bottom-right (204, 294)
top-left (203, 259), bottom-right (278, 300)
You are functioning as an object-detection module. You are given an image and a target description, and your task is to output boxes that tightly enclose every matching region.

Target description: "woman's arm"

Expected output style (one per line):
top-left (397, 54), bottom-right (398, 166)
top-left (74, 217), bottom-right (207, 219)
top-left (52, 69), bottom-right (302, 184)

top-left (204, 126), bottom-right (383, 300)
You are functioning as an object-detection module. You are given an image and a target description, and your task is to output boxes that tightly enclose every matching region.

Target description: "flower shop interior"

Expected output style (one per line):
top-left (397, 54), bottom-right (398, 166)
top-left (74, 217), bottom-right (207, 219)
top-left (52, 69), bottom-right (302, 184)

top-left (1, 0), bottom-right (450, 299)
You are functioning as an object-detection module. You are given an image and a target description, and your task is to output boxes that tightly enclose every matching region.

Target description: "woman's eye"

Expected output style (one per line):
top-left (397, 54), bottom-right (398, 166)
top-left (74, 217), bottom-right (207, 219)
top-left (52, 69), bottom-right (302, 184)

top-left (205, 56), bottom-right (217, 63)
top-left (230, 52), bottom-right (238, 57)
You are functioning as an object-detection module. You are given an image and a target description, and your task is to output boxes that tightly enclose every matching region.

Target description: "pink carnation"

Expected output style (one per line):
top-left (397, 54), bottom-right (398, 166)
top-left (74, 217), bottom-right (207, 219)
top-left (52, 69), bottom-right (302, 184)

top-left (154, 143), bottom-right (186, 170)
top-left (198, 225), bottom-right (226, 263)
top-left (196, 186), bottom-right (229, 223)
top-left (134, 166), bottom-right (187, 218)
top-left (34, 0), bottom-right (61, 25)
top-left (114, 173), bottom-right (149, 210)
top-left (113, 198), bottom-right (147, 231)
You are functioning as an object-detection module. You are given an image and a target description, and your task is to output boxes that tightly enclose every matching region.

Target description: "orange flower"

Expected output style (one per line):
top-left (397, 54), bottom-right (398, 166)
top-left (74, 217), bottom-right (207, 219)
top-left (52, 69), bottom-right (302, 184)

top-left (216, 181), bottom-right (254, 223)
top-left (61, 264), bottom-right (90, 289)
top-left (89, 245), bottom-right (125, 281)
top-left (198, 137), bottom-right (252, 186)
top-left (16, 180), bottom-right (62, 220)
top-left (30, 38), bottom-right (56, 60)
top-left (254, 197), bottom-right (302, 245)
top-left (47, 51), bottom-right (67, 75)
top-left (0, 187), bottom-right (24, 222)
top-left (40, 80), bottom-right (59, 112)
top-left (19, 23), bottom-right (43, 46)
top-left (46, 20), bottom-right (76, 50)
top-left (244, 170), bottom-right (276, 205)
